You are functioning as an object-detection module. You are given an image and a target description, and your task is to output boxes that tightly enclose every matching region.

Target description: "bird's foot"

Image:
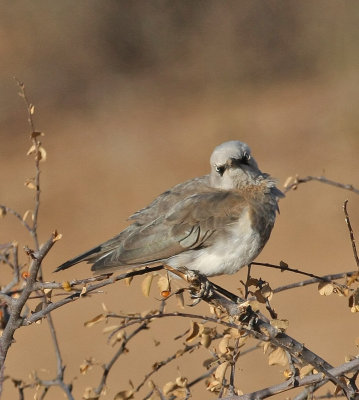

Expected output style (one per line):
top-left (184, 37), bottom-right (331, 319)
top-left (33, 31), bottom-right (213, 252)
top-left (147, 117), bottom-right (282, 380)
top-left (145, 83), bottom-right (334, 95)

top-left (180, 269), bottom-right (214, 305)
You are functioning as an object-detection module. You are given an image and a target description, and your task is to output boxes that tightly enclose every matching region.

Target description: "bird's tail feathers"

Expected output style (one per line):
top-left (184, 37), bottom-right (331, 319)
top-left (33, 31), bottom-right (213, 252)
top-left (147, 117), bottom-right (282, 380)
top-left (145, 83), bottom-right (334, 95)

top-left (54, 245), bottom-right (103, 272)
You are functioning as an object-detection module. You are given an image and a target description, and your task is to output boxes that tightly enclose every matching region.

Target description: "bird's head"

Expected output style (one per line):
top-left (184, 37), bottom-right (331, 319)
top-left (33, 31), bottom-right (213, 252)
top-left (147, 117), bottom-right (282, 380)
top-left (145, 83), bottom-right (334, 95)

top-left (209, 141), bottom-right (262, 189)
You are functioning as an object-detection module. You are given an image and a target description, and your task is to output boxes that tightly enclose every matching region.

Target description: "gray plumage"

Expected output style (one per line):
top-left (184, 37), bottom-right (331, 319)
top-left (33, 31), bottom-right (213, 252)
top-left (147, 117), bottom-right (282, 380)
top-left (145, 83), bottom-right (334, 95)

top-left (55, 141), bottom-right (284, 276)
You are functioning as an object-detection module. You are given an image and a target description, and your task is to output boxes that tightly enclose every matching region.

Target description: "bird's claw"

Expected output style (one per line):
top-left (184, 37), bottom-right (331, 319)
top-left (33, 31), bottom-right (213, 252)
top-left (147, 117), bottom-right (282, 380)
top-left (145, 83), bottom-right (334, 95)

top-left (182, 269), bottom-right (214, 305)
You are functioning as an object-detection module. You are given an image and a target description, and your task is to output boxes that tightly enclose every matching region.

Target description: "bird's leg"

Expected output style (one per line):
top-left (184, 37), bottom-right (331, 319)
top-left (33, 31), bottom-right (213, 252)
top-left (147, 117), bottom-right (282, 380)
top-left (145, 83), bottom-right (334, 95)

top-left (162, 264), bottom-right (213, 304)
top-left (180, 268), bottom-right (214, 304)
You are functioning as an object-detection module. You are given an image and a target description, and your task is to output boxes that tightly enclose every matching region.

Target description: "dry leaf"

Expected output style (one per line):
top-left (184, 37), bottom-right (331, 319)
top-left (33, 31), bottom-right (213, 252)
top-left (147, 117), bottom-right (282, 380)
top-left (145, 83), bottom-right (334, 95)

top-left (299, 364), bottom-right (314, 378)
top-left (141, 274), bottom-right (153, 297)
top-left (163, 381), bottom-right (176, 395)
top-left (24, 179), bottom-right (36, 190)
top-left (185, 321), bottom-right (201, 342)
top-left (200, 333), bottom-right (212, 348)
top-left (31, 131), bottom-right (44, 139)
top-left (318, 282), bottom-right (334, 296)
top-left (124, 277), bottom-right (133, 286)
top-left (157, 275), bottom-right (170, 292)
top-left (38, 145), bottom-right (47, 162)
top-left (214, 361), bottom-right (229, 381)
top-left (52, 230), bottom-right (62, 242)
top-left (175, 376), bottom-right (188, 388)
top-left (29, 104), bottom-right (35, 114)
top-left (43, 288), bottom-right (52, 298)
top-left (218, 335), bottom-right (231, 355)
top-left (176, 292), bottom-right (185, 308)
top-left (268, 347), bottom-right (288, 367)
top-left (80, 286), bottom-right (87, 297)
top-left (283, 176), bottom-right (293, 188)
top-left (349, 288), bottom-right (359, 311)
top-left (62, 281), bottom-right (72, 292)
top-left (261, 284), bottom-right (273, 300)
top-left (102, 302), bottom-right (110, 313)
top-left (206, 378), bottom-right (221, 392)
top-left (114, 390), bottom-right (134, 400)
top-left (270, 319), bottom-right (289, 331)
top-left (102, 325), bottom-right (119, 334)
top-left (0, 207), bottom-right (6, 218)
top-left (84, 314), bottom-right (106, 327)
top-left (22, 209), bottom-right (34, 222)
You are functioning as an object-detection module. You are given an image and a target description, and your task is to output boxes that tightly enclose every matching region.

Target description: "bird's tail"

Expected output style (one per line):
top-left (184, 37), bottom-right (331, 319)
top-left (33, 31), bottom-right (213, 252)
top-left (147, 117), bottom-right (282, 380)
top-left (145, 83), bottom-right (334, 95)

top-left (54, 245), bottom-right (102, 272)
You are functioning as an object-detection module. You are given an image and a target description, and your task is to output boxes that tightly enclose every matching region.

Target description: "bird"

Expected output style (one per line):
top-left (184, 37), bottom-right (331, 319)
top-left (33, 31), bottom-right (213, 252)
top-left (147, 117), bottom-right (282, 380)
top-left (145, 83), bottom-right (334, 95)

top-left (55, 140), bottom-right (284, 277)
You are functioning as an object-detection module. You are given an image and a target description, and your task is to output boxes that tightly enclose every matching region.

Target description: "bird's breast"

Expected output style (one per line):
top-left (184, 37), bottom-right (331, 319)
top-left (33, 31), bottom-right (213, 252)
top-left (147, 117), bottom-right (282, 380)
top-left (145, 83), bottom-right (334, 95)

top-left (168, 207), bottom-right (266, 276)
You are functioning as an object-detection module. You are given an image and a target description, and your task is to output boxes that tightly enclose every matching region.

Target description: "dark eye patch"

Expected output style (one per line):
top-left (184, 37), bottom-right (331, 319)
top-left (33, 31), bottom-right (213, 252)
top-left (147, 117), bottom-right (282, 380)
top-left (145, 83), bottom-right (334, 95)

top-left (215, 165), bottom-right (226, 176)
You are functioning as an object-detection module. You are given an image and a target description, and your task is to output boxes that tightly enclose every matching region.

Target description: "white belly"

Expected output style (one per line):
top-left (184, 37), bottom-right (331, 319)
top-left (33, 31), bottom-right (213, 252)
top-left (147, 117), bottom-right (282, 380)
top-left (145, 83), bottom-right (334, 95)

top-left (167, 209), bottom-right (262, 276)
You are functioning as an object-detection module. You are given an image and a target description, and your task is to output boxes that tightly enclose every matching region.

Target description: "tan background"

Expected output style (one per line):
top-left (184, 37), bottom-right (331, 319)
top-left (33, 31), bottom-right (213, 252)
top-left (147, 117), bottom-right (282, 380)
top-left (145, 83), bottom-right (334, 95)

top-left (1, 1), bottom-right (359, 399)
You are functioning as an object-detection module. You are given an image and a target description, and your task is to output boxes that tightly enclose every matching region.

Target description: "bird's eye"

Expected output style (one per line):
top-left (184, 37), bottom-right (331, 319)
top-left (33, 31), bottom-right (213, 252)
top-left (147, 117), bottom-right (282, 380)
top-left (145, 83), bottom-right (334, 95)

top-left (215, 165), bottom-right (226, 176)
top-left (242, 152), bottom-right (251, 164)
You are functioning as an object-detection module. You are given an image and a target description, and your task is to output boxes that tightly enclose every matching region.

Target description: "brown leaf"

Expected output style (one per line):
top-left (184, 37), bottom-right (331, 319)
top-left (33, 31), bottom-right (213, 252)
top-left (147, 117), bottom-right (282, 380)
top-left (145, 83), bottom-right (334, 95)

top-left (163, 381), bottom-right (177, 395)
top-left (176, 292), bottom-right (185, 309)
top-left (22, 209), bottom-right (33, 222)
top-left (114, 390), bottom-right (134, 400)
top-left (218, 334), bottom-right (231, 355)
top-left (268, 347), bottom-right (288, 367)
top-left (270, 319), bottom-right (289, 331)
top-left (38, 145), bottom-right (47, 162)
top-left (214, 361), bottom-right (229, 381)
top-left (349, 288), bottom-right (359, 312)
top-left (175, 376), bottom-right (188, 388)
top-left (261, 283), bottom-right (273, 300)
top-left (185, 321), bottom-right (201, 342)
top-left (0, 207), bottom-right (6, 218)
top-left (124, 277), bottom-right (133, 286)
top-left (52, 230), bottom-right (63, 242)
top-left (318, 282), bottom-right (334, 296)
top-left (200, 333), bottom-right (212, 348)
top-left (283, 176), bottom-right (294, 188)
top-left (24, 178), bottom-right (36, 190)
top-left (84, 314), bottom-right (106, 327)
top-left (80, 357), bottom-right (96, 375)
top-left (31, 131), bottom-right (45, 139)
top-left (141, 274), bottom-right (153, 297)
top-left (62, 281), bottom-right (72, 292)
top-left (299, 364), bottom-right (314, 378)
top-left (157, 275), bottom-right (170, 292)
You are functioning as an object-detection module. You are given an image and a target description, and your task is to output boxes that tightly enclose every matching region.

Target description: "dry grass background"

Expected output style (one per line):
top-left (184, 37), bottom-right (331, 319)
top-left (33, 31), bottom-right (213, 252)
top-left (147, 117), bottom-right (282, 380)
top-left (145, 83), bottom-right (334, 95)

top-left (0, 1), bottom-right (359, 399)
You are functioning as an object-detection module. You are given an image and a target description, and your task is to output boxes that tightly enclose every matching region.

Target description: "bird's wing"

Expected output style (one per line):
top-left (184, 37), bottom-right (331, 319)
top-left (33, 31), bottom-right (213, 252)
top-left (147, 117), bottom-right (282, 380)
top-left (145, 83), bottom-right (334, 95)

top-left (128, 175), bottom-right (211, 224)
top-left (91, 190), bottom-right (247, 271)
top-left (55, 175), bottom-right (212, 272)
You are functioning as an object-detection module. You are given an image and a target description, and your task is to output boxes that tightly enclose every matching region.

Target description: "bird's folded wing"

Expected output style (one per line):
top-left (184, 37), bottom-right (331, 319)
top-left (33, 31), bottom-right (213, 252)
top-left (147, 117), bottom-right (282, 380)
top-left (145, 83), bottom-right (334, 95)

top-left (91, 190), bottom-right (247, 271)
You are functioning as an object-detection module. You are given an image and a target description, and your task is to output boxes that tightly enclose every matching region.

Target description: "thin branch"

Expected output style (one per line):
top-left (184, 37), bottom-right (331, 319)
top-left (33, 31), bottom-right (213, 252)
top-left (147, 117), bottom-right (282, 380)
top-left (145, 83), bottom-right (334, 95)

top-left (223, 357), bottom-right (359, 400)
top-left (24, 266), bottom-right (164, 325)
top-left (0, 206), bottom-right (32, 233)
top-left (343, 200), bottom-right (359, 269)
top-left (251, 261), bottom-right (329, 281)
top-left (273, 270), bottom-right (358, 294)
top-left (93, 321), bottom-right (149, 396)
top-left (284, 175), bottom-right (359, 195)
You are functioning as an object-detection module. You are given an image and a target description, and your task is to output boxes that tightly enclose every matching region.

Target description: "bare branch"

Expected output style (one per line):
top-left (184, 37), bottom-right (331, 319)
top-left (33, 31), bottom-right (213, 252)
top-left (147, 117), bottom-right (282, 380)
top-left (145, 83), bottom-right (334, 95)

top-left (223, 357), bottom-right (359, 400)
top-left (343, 200), bottom-right (359, 269)
top-left (284, 175), bottom-right (359, 195)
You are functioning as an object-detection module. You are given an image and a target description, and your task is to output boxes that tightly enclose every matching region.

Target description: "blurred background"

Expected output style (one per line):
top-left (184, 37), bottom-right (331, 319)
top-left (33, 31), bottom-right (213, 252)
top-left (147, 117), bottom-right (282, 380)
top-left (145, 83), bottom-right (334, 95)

top-left (0, 1), bottom-right (359, 398)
